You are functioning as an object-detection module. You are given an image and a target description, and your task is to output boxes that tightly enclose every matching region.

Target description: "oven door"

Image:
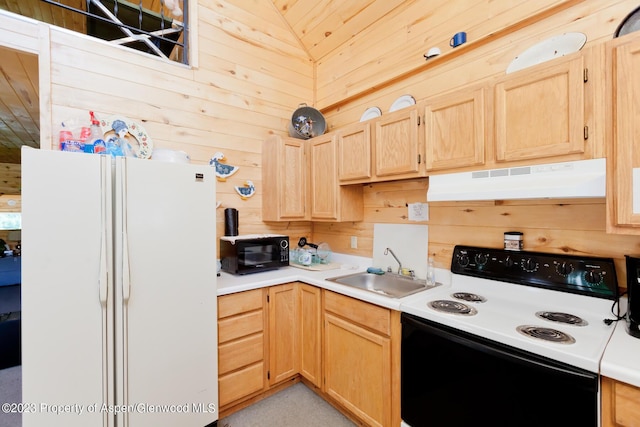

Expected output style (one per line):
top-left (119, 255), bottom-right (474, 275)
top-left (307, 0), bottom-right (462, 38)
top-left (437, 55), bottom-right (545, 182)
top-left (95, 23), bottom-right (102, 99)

top-left (401, 313), bottom-right (598, 427)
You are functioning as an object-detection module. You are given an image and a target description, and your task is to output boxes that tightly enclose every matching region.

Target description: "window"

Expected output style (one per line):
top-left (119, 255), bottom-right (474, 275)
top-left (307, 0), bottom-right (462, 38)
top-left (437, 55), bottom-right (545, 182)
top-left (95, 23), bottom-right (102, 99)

top-left (0, 213), bottom-right (21, 230)
top-left (1, 1), bottom-right (188, 64)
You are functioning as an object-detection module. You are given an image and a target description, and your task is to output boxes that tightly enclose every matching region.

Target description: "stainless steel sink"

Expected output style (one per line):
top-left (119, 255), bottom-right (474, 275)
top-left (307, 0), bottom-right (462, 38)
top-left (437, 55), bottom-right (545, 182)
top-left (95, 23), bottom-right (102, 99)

top-left (326, 272), bottom-right (440, 298)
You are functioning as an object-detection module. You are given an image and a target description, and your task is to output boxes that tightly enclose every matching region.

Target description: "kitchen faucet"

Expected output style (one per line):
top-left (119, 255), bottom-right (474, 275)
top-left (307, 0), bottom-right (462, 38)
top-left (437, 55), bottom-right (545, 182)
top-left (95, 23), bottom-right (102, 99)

top-left (384, 247), bottom-right (402, 275)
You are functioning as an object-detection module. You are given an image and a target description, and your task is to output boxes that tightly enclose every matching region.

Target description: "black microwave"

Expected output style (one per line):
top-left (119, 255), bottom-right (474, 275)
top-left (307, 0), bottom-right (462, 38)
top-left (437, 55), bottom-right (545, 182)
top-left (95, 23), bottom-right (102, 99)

top-left (220, 235), bottom-right (289, 275)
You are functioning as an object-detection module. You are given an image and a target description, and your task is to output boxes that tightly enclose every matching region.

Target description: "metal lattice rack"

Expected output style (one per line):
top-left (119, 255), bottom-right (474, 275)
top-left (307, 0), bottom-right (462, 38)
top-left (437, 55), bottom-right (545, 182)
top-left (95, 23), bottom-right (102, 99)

top-left (41, 0), bottom-right (187, 63)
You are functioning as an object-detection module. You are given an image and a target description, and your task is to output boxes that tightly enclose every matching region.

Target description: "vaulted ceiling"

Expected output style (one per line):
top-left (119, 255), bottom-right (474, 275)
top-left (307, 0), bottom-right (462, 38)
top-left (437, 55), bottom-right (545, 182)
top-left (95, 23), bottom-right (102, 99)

top-left (270, 0), bottom-right (408, 61)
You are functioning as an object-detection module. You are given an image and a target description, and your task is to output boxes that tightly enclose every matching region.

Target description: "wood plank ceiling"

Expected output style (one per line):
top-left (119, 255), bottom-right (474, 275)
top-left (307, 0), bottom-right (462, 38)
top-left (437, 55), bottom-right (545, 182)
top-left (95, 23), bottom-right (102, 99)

top-left (0, 0), bottom-right (410, 172)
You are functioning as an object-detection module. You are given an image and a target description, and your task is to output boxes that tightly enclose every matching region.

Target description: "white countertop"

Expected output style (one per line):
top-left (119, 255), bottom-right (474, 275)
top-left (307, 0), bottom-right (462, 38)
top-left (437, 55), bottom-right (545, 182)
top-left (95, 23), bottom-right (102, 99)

top-left (216, 253), bottom-right (449, 311)
top-left (601, 297), bottom-right (640, 387)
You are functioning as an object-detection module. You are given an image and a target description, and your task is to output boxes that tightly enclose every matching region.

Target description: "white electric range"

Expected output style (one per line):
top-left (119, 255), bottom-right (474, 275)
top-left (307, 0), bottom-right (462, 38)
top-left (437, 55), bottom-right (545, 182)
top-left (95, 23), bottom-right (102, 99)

top-left (399, 245), bottom-right (619, 427)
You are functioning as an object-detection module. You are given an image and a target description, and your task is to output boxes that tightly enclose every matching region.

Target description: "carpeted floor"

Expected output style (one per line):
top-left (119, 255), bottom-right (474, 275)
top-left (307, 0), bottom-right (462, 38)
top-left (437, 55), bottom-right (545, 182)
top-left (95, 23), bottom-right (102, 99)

top-left (220, 382), bottom-right (356, 427)
top-left (0, 368), bottom-right (354, 427)
top-left (0, 365), bottom-right (21, 427)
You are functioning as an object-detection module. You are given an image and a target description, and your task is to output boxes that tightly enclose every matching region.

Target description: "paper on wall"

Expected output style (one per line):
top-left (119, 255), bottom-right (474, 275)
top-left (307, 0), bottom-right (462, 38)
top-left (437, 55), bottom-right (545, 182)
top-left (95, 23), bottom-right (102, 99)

top-left (408, 203), bottom-right (429, 221)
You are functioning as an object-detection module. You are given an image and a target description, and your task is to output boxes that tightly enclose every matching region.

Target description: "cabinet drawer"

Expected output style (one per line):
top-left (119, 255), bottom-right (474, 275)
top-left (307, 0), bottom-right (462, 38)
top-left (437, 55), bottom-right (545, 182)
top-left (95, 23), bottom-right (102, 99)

top-left (218, 310), bottom-right (263, 343)
top-left (219, 333), bottom-right (264, 375)
top-left (219, 362), bottom-right (264, 407)
top-left (218, 289), bottom-right (263, 319)
top-left (324, 291), bottom-right (391, 336)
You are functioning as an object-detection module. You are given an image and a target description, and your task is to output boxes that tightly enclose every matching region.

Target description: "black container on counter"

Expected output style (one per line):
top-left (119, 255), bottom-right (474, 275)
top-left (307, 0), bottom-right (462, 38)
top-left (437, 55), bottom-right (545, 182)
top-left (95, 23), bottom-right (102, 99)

top-left (224, 208), bottom-right (238, 236)
top-left (626, 255), bottom-right (640, 338)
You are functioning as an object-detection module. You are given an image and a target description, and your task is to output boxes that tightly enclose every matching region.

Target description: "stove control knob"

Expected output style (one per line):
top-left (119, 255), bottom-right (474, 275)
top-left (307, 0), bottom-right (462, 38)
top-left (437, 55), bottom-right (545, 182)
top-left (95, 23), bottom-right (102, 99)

top-left (522, 258), bottom-right (538, 272)
top-left (555, 262), bottom-right (574, 277)
top-left (584, 269), bottom-right (603, 284)
top-left (457, 254), bottom-right (470, 268)
top-left (504, 256), bottom-right (514, 268)
top-left (475, 253), bottom-right (489, 266)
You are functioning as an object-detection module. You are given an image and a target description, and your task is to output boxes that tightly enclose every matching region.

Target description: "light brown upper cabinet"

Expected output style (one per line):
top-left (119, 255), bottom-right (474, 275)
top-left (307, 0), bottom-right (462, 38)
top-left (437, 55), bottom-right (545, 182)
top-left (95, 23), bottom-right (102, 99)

top-left (308, 132), bottom-right (364, 221)
top-left (607, 34), bottom-right (640, 234)
top-left (336, 121), bottom-right (372, 183)
top-left (262, 135), bottom-right (307, 221)
top-left (424, 86), bottom-right (486, 171)
top-left (337, 105), bottom-right (424, 184)
top-left (374, 105), bottom-right (424, 179)
top-left (263, 133), bottom-right (363, 222)
top-left (494, 54), bottom-right (586, 163)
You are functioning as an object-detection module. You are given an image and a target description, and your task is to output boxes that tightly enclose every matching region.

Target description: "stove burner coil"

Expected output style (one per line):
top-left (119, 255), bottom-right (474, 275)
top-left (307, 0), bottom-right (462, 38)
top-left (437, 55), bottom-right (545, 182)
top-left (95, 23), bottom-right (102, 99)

top-left (535, 311), bottom-right (588, 326)
top-left (516, 325), bottom-right (576, 344)
top-left (428, 300), bottom-right (478, 316)
top-left (451, 292), bottom-right (487, 303)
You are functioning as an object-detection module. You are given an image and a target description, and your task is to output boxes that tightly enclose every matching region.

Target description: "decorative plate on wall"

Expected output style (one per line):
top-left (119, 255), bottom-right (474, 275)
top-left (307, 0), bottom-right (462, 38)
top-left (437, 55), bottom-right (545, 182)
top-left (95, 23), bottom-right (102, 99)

top-left (506, 32), bottom-right (587, 74)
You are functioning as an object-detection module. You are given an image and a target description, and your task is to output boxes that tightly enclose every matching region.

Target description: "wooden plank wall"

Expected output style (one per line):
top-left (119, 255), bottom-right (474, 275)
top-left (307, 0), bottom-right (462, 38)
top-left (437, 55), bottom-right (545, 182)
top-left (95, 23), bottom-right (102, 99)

top-left (315, 0), bottom-right (579, 110)
top-left (2, 0), bottom-right (640, 284)
top-left (0, 163), bottom-right (21, 194)
top-left (320, 0), bottom-right (639, 128)
top-left (0, 0), bottom-right (315, 243)
top-left (0, 195), bottom-right (21, 213)
top-left (313, 0), bottom-right (640, 287)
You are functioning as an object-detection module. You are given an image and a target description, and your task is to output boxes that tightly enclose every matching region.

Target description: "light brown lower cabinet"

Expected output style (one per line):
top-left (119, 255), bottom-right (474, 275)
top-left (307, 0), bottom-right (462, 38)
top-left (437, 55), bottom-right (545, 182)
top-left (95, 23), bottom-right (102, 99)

top-left (298, 283), bottom-right (322, 387)
top-left (324, 313), bottom-right (391, 426)
top-left (217, 285), bottom-right (400, 426)
top-left (267, 282), bottom-right (323, 387)
top-left (602, 376), bottom-right (640, 427)
top-left (268, 283), bottom-right (299, 385)
top-left (217, 288), bottom-right (266, 409)
top-left (323, 290), bottom-right (401, 427)
top-left (218, 283), bottom-right (320, 414)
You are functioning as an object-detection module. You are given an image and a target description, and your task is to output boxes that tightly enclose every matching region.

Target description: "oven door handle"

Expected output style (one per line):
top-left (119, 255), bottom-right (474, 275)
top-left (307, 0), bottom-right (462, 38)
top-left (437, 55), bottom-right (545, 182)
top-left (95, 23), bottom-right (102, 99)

top-left (402, 313), bottom-right (597, 383)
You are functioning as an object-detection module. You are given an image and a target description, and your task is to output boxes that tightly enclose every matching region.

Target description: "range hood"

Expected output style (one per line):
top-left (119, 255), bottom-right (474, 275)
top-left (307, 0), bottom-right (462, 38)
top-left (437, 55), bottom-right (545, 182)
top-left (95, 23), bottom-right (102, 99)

top-left (427, 158), bottom-right (606, 201)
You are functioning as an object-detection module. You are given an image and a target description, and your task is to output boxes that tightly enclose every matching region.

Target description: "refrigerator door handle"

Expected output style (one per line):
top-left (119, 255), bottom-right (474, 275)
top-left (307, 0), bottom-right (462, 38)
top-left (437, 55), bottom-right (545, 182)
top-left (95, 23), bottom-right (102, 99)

top-left (99, 225), bottom-right (108, 304)
top-left (99, 161), bottom-right (109, 306)
top-left (122, 230), bottom-right (131, 302)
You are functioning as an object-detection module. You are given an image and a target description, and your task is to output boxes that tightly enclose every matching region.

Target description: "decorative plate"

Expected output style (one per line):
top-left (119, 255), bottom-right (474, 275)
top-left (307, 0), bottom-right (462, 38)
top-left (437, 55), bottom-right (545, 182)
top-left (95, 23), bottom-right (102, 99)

top-left (506, 32), bottom-right (587, 74)
top-left (389, 95), bottom-right (416, 112)
top-left (360, 106), bottom-right (382, 122)
top-left (100, 116), bottom-right (153, 159)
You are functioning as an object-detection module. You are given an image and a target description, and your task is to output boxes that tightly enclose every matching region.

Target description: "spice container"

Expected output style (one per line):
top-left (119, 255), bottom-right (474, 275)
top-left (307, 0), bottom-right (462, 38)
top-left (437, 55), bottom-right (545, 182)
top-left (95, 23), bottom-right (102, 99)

top-left (504, 231), bottom-right (523, 251)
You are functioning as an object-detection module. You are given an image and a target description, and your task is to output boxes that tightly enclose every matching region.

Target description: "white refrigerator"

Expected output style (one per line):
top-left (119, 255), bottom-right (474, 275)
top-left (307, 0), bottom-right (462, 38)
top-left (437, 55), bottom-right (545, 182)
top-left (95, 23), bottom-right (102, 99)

top-left (21, 147), bottom-right (218, 427)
